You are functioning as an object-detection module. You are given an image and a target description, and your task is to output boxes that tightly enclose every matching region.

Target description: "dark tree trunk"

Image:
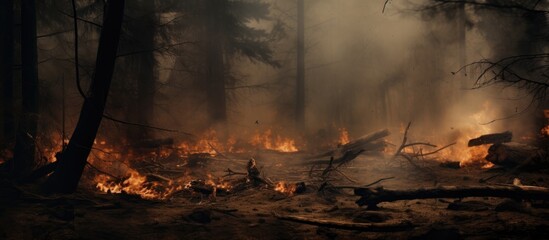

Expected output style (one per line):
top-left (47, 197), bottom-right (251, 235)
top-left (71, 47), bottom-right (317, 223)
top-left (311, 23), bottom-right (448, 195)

top-left (127, 0), bottom-right (156, 142)
top-left (0, 0), bottom-right (15, 144)
top-left (205, 0), bottom-right (227, 123)
top-left (44, 0), bottom-right (125, 193)
top-left (13, 0), bottom-right (39, 178)
top-left (296, 0), bottom-right (305, 129)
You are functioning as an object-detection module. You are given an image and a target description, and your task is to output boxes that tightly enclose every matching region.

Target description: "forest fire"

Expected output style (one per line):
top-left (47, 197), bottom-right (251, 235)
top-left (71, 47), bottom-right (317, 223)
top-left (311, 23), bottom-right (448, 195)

top-left (3, 0), bottom-right (549, 238)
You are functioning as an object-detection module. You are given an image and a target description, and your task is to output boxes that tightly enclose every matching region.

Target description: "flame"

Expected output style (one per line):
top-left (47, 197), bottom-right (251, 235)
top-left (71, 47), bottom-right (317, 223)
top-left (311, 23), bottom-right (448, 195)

top-left (177, 129), bottom-right (220, 155)
top-left (458, 145), bottom-right (493, 168)
top-left (338, 128), bottom-right (350, 145)
top-left (37, 127), bottom-right (302, 199)
top-left (250, 129), bottom-right (298, 152)
top-left (94, 170), bottom-right (183, 199)
top-left (274, 181), bottom-right (297, 195)
top-left (436, 106), bottom-right (497, 168)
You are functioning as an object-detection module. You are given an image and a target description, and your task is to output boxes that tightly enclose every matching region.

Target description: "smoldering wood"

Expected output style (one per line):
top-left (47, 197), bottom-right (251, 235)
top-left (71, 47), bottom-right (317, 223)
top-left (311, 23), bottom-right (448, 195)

top-left (354, 185), bottom-right (549, 208)
top-left (309, 149), bottom-right (366, 166)
top-left (272, 212), bottom-right (415, 231)
top-left (312, 129), bottom-right (390, 159)
top-left (468, 131), bottom-right (512, 147)
top-left (485, 142), bottom-right (547, 167)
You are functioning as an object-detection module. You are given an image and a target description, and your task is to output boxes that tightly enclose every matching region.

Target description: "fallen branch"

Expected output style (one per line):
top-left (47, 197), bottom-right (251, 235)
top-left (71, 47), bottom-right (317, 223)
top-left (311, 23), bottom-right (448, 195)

top-left (273, 212), bottom-right (415, 231)
top-left (355, 185), bottom-right (549, 208)
top-left (332, 177), bottom-right (395, 189)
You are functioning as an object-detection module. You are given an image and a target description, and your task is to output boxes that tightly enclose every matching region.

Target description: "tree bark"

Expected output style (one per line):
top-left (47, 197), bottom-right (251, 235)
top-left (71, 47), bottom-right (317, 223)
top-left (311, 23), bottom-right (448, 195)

top-left (13, 0), bottom-right (39, 178)
top-left (0, 0), bottom-right (15, 144)
top-left (43, 0), bottom-right (125, 193)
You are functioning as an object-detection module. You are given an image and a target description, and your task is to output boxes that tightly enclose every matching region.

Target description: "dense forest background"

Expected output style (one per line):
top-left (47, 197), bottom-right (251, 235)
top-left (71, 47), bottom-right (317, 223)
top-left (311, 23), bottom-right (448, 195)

top-left (0, 0), bottom-right (548, 190)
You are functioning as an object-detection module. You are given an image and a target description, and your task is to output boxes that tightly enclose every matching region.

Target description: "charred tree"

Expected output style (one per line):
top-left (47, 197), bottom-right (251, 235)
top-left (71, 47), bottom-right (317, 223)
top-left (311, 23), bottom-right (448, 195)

top-left (0, 0), bottom-right (15, 144)
top-left (296, 0), bottom-right (305, 129)
top-left (12, 0), bottom-right (39, 178)
top-left (44, 0), bottom-right (125, 193)
top-left (205, 0), bottom-right (228, 124)
top-left (125, 0), bottom-right (157, 142)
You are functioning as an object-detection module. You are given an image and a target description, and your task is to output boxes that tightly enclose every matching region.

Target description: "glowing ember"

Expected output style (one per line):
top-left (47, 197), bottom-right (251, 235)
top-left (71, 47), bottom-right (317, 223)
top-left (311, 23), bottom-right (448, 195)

top-left (338, 128), bottom-right (350, 145)
top-left (541, 125), bottom-right (549, 136)
top-left (274, 181), bottom-right (297, 195)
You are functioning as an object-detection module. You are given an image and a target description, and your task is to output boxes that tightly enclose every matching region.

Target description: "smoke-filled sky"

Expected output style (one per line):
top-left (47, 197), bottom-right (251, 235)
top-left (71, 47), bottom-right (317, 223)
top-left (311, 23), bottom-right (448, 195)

top-left (223, 0), bottom-right (539, 145)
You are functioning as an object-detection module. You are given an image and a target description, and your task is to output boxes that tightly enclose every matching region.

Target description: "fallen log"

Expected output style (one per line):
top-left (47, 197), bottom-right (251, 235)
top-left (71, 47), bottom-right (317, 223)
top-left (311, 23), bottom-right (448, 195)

top-left (354, 185), bottom-right (549, 208)
top-left (468, 131), bottom-right (512, 147)
top-left (340, 129), bottom-right (390, 153)
top-left (312, 129), bottom-right (389, 159)
top-left (485, 142), bottom-right (547, 168)
top-left (272, 212), bottom-right (415, 231)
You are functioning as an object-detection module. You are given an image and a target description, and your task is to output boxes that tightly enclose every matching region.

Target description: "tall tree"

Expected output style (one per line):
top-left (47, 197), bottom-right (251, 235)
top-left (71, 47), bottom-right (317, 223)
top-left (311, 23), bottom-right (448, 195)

top-left (169, 0), bottom-right (279, 125)
top-left (44, 0), bottom-right (125, 193)
top-left (204, 0), bottom-right (229, 123)
top-left (122, 0), bottom-right (158, 142)
top-left (13, 0), bottom-right (40, 178)
top-left (296, 0), bottom-right (305, 129)
top-left (0, 0), bottom-right (15, 144)
top-left (424, 0), bottom-right (549, 102)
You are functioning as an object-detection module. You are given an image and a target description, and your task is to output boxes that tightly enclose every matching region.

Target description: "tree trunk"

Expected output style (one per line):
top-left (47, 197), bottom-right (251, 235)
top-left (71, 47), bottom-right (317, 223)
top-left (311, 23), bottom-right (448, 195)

top-left (127, 0), bottom-right (156, 142)
top-left (0, 0), bottom-right (15, 144)
top-left (13, 0), bottom-right (39, 178)
top-left (485, 142), bottom-right (547, 168)
top-left (296, 0), bottom-right (305, 129)
top-left (205, 0), bottom-right (227, 124)
top-left (44, 0), bottom-right (125, 193)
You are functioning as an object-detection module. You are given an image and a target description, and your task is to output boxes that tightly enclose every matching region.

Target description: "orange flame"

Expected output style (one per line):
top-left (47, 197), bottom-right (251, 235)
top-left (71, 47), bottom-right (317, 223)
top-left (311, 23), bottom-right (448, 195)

top-left (274, 181), bottom-right (297, 195)
top-left (338, 128), bottom-right (350, 145)
top-left (94, 170), bottom-right (183, 199)
top-left (250, 129), bottom-right (298, 152)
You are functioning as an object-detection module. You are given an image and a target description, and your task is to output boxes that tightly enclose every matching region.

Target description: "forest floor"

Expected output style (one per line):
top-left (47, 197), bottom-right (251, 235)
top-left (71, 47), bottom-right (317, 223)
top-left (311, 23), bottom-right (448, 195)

top-left (2, 151), bottom-right (549, 240)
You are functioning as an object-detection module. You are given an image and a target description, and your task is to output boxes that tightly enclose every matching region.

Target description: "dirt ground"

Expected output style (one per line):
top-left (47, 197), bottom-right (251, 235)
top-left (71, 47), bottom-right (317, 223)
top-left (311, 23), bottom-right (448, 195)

top-left (2, 153), bottom-right (549, 240)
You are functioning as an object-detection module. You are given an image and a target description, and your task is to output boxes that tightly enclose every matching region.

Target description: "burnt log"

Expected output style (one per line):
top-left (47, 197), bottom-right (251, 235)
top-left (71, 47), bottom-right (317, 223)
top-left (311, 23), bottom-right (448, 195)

top-left (340, 129), bottom-right (390, 153)
top-left (273, 212), bottom-right (415, 231)
top-left (485, 142), bottom-right (547, 168)
top-left (468, 131), bottom-right (512, 147)
top-left (311, 129), bottom-right (389, 159)
top-left (355, 185), bottom-right (549, 208)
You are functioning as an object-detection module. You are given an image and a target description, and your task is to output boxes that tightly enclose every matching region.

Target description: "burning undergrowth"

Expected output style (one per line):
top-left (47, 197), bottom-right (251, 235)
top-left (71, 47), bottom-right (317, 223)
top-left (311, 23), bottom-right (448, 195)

top-left (27, 111), bottom-right (548, 201)
top-left (43, 128), bottom-right (308, 200)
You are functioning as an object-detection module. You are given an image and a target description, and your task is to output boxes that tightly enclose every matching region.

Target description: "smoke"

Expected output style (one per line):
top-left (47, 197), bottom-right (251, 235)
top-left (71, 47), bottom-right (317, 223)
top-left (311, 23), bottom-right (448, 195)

top-left (205, 0), bottom-right (541, 147)
top-left (31, 0), bottom-right (544, 149)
